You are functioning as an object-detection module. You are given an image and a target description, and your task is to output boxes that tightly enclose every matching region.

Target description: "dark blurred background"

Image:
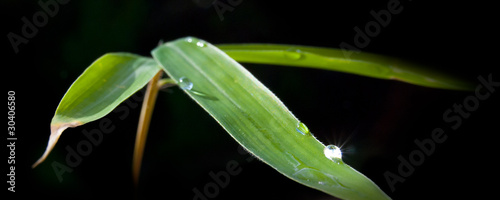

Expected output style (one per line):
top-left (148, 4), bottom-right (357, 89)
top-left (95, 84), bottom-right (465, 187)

top-left (3, 0), bottom-right (498, 199)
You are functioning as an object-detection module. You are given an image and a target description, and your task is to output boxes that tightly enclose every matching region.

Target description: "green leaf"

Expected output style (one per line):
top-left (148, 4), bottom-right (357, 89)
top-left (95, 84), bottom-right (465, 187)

top-left (152, 37), bottom-right (391, 200)
top-left (217, 44), bottom-right (474, 91)
top-left (33, 53), bottom-right (161, 168)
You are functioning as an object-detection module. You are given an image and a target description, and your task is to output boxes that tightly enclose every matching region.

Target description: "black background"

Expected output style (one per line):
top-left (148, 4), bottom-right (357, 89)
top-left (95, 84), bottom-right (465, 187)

top-left (3, 0), bottom-right (498, 199)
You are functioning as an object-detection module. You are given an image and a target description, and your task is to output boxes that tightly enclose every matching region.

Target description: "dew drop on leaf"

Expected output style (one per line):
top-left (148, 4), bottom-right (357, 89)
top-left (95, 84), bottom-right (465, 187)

top-left (296, 122), bottom-right (311, 136)
top-left (179, 77), bottom-right (193, 90)
top-left (196, 41), bottom-right (206, 47)
top-left (324, 145), bottom-right (342, 163)
top-left (284, 48), bottom-right (303, 60)
top-left (184, 37), bottom-right (206, 47)
top-left (185, 37), bottom-right (194, 43)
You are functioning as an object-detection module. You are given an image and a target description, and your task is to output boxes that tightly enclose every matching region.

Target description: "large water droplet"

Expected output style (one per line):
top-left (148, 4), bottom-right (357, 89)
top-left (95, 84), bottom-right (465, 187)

top-left (324, 145), bottom-right (342, 163)
top-left (178, 77), bottom-right (193, 90)
top-left (296, 122), bottom-right (310, 136)
top-left (284, 48), bottom-right (303, 60)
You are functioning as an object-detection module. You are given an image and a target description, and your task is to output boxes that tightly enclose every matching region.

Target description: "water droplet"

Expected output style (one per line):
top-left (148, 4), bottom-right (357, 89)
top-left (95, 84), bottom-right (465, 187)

top-left (185, 37), bottom-right (194, 43)
top-left (196, 41), bottom-right (206, 47)
top-left (296, 122), bottom-right (310, 136)
top-left (177, 77), bottom-right (218, 100)
top-left (324, 145), bottom-right (342, 163)
top-left (178, 77), bottom-right (193, 90)
top-left (184, 37), bottom-right (206, 47)
top-left (284, 48), bottom-right (303, 60)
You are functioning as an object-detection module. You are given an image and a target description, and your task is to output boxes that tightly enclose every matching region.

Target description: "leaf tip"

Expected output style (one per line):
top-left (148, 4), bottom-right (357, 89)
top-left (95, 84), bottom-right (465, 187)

top-left (32, 121), bottom-right (82, 169)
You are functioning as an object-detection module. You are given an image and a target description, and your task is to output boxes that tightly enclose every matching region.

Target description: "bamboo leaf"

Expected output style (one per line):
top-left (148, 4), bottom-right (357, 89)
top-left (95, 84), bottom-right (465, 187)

top-left (33, 53), bottom-right (161, 168)
top-left (152, 37), bottom-right (391, 200)
top-left (217, 44), bottom-right (473, 91)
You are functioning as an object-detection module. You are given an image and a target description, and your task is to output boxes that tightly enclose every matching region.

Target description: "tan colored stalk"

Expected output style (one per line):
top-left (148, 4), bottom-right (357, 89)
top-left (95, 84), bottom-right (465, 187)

top-left (133, 70), bottom-right (163, 186)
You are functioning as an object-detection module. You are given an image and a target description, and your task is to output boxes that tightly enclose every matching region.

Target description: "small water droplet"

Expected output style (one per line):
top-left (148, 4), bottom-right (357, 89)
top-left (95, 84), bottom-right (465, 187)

top-left (178, 77), bottom-right (193, 90)
top-left (184, 37), bottom-right (206, 47)
top-left (284, 48), bottom-right (303, 60)
top-left (324, 145), bottom-right (342, 163)
top-left (185, 37), bottom-right (194, 43)
top-left (196, 41), bottom-right (206, 47)
top-left (296, 122), bottom-right (310, 136)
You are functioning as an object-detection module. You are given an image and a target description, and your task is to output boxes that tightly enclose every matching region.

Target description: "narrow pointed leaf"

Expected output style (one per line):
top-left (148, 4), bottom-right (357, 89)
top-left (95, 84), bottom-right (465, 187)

top-left (152, 37), bottom-right (391, 200)
top-left (217, 44), bottom-right (473, 91)
top-left (33, 53), bottom-right (161, 168)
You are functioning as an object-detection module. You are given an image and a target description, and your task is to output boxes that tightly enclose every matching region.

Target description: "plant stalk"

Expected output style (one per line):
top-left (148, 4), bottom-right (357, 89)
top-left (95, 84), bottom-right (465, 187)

top-left (133, 70), bottom-right (163, 186)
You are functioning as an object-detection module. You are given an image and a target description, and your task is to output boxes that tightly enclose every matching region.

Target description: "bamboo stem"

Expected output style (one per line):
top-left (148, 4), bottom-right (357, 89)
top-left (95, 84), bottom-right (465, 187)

top-left (133, 70), bottom-right (163, 186)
